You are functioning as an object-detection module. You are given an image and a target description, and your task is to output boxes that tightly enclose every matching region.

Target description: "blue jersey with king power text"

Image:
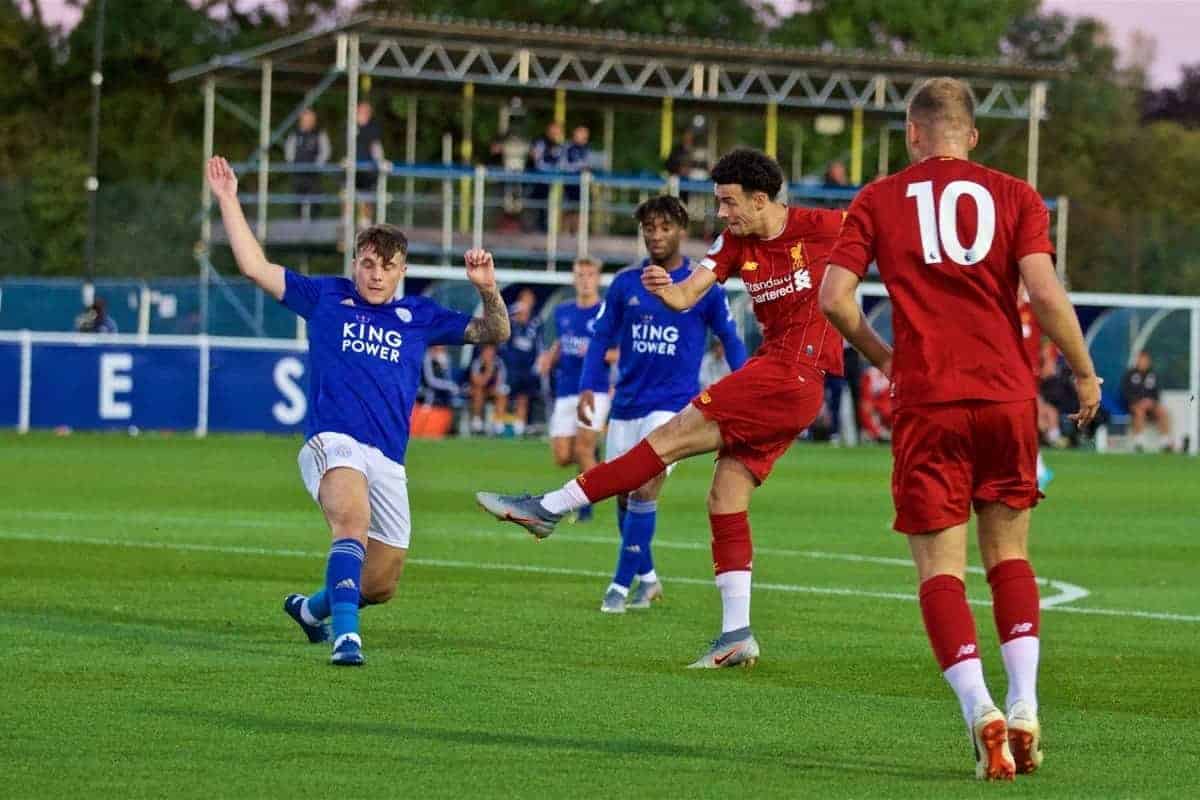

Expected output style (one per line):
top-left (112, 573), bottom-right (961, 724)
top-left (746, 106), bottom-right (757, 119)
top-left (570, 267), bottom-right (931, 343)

top-left (280, 271), bottom-right (471, 465)
top-left (553, 301), bottom-right (605, 398)
top-left (580, 259), bottom-right (747, 420)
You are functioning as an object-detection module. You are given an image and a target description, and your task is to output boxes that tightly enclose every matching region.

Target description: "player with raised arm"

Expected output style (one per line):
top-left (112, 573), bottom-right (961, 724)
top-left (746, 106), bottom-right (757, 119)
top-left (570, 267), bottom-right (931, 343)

top-left (582, 196), bottom-right (747, 614)
top-left (478, 149), bottom-right (844, 667)
top-left (538, 257), bottom-right (610, 521)
top-left (818, 78), bottom-right (1101, 780)
top-left (205, 156), bottom-right (510, 666)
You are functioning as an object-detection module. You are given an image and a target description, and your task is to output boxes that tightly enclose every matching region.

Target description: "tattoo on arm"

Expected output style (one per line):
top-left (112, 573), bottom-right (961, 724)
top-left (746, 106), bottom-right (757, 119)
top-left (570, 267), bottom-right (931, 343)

top-left (464, 287), bottom-right (511, 344)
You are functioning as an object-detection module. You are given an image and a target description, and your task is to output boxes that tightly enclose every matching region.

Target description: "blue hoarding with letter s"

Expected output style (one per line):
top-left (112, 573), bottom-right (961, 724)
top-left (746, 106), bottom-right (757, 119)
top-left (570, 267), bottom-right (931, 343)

top-left (1, 333), bottom-right (308, 435)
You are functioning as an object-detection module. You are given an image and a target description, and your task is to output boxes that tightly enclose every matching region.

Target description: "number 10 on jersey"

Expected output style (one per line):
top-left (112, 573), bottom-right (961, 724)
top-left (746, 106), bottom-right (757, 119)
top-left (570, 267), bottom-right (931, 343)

top-left (907, 180), bottom-right (996, 266)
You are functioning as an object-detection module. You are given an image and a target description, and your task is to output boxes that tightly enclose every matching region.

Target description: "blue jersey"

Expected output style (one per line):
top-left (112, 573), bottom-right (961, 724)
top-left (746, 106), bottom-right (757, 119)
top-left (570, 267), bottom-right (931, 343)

top-left (553, 301), bottom-right (605, 398)
top-left (280, 271), bottom-right (471, 465)
top-left (500, 317), bottom-right (541, 378)
top-left (580, 259), bottom-right (746, 420)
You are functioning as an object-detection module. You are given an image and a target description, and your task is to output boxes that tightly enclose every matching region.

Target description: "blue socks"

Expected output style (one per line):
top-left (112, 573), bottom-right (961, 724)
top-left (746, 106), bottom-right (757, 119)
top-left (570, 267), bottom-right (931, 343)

top-left (326, 538), bottom-right (365, 643)
top-left (612, 499), bottom-right (657, 589)
top-left (616, 503), bottom-right (627, 533)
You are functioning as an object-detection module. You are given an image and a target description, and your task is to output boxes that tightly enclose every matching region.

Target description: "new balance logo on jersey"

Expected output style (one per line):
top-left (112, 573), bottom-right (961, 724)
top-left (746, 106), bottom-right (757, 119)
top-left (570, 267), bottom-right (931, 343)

top-left (1009, 622), bottom-right (1034, 636)
top-left (955, 643), bottom-right (977, 659)
top-left (794, 269), bottom-right (812, 291)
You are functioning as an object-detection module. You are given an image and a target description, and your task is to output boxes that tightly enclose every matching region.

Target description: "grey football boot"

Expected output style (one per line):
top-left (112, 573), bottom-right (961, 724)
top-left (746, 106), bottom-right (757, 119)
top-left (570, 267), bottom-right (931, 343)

top-left (475, 492), bottom-right (563, 540)
top-left (687, 627), bottom-right (761, 669)
top-left (600, 587), bottom-right (627, 614)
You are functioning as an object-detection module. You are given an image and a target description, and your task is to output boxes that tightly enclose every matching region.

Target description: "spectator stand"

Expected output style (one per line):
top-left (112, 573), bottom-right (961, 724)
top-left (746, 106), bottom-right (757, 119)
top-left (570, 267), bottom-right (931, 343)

top-left (170, 13), bottom-right (1064, 274)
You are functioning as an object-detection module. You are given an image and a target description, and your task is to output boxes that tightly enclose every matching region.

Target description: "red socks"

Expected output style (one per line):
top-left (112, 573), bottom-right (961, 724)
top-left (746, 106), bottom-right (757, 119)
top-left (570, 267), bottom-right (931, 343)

top-left (576, 439), bottom-right (666, 503)
top-left (710, 511), bottom-right (753, 574)
top-left (919, 574), bottom-right (980, 671)
top-left (987, 559), bottom-right (1040, 643)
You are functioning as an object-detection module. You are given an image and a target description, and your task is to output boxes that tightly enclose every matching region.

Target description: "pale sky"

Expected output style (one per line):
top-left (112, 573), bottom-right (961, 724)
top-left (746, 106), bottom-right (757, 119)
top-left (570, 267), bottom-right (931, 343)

top-left (27, 0), bottom-right (1200, 88)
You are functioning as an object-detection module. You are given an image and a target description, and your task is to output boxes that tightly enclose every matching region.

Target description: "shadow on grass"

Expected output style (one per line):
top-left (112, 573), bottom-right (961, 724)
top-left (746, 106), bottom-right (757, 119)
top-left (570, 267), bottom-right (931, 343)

top-left (155, 706), bottom-right (964, 783)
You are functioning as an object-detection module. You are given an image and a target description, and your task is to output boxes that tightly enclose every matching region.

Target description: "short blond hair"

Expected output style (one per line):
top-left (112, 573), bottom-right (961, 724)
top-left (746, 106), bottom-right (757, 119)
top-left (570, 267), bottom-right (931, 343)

top-left (908, 77), bottom-right (975, 136)
top-left (573, 256), bottom-right (602, 272)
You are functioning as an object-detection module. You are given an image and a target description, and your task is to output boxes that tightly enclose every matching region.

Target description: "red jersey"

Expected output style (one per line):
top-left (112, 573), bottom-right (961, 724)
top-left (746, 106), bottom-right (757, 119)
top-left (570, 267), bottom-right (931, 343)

top-left (701, 206), bottom-right (845, 375)
top-left (1018, 299), bottom-right (1041, 378)
top-left (828, 157), bottom-right (1053, 408)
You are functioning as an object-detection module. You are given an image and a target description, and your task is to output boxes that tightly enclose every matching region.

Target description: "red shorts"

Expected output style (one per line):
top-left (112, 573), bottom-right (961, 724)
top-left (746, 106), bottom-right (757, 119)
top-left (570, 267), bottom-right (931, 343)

top-left (691, 356), bottom-right (825, 483)
top-left (891, 398), bottom-right (1041, 535)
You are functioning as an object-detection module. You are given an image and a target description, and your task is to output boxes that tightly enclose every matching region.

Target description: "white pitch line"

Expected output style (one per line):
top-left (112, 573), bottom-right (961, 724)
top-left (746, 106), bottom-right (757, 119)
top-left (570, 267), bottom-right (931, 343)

top-left (1, 530), bottom-right (1195, 623)
top-left (0, 508), bottom-right (1092, 609)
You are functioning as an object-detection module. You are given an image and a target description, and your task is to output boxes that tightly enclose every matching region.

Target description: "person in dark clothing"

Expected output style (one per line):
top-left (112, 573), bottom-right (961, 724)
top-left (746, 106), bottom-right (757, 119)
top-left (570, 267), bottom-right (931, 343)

top-left (75, 298), bottom-right (117, 333)
top-left (527, 121), bottom-right (564, 231)
top-left (1122, 350), bottom-right (1172, 451)
top-left (562, 125), bottom-right (591, 234)
top-left (349, 101), bottom-right (387, 228)
top-left (496, 288), bottom-right (542, 435)
top-left (284, 108), bottom-right (332, 220)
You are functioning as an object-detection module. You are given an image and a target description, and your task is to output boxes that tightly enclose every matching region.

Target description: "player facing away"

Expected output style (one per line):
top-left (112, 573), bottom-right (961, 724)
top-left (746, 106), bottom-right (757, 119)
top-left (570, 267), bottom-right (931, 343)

top-left (819, 78), bottom-right (1100, 779)
top-left (537, 257), bottom-right (611, 521)
top-left (478, 148), bottom-right (846, 667)
top-left (204, 156), bottom-right (511, 666)
top-left (581, 196), bottom-right (747, 614)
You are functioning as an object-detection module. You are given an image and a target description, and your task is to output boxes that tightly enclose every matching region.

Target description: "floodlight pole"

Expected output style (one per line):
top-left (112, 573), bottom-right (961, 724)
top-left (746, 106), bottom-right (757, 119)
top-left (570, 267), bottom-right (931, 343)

top-left (84, 0), bottom-right (107, 294)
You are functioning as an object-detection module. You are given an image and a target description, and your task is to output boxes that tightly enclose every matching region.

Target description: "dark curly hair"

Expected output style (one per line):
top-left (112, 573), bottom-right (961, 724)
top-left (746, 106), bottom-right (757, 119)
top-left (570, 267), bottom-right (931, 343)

top-left (355, 223), bottom-right (409, 264)
top-left (634, 195), bottom-right (689, 228)
top-left (710, 148), bottom-right (784, 200)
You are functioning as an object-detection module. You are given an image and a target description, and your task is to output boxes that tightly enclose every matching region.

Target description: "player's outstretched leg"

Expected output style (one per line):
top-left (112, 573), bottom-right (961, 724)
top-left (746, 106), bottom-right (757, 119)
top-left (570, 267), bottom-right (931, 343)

top-left (326, 538), bottom-right (367, 666)
top-left (475, 492), bottom-right (564, 540)
top-left (283, 591), bottom-right (331, 643)
top-left (988, 558), bottom-right (1043, 774)
top-left (477, 439), bottom-right (668, 539)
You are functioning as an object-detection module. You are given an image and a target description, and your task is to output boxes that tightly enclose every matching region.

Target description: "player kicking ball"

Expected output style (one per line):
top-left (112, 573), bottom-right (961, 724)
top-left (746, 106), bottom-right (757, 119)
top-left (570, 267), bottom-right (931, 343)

top-left (205, 156), bottom-right (510, 666)
top-left (478, 149), bottom-right (845, 668)
top-left (820, 78), bottom-right (1100, 779)
top-left (580, 196), bottom-right (746, 614)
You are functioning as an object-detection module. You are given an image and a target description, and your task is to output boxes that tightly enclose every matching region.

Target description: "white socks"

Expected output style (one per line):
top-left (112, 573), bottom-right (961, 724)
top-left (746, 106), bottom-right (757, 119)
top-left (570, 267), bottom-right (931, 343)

top-left (1001, 636), bottom-right (1040, 713)
top-left (715, 570), bottom-right (752, 632)
top-left (944, 659), bottom-right (996, 727)
top-left (541, 479), bottom-right (589, 515)
top-left (637, 569), bottom-right (659, 584)
top-left (606, 582), bottom-right (629, 597)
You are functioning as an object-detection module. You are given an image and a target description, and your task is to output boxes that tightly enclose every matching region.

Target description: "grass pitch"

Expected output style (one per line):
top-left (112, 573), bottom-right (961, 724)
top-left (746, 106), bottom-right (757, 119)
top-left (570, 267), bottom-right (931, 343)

top-left (1, 432), bottom-right (1197, 798)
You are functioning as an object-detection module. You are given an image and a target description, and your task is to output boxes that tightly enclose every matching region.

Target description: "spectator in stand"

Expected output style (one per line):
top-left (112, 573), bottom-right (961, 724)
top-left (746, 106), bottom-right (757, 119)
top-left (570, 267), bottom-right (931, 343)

top-left (527, 121), bottom-right (565, 231)
top-left (75, 298), bottom-right (118, 333)
top-left (1122, 350), bottom-right (1172, 452)
top-left (823, 160), bottom-right (850, 189)
top-left (348, 101), bottom-right (388, 229)
top-left (468, 344), bottom-right (507, 436)
top-left (562, 125), bottom-right (591, 234)
top-left (857, 364), bottom-right (893, 442)
top-left (496, 289), bottom-right (542, 436)
top-left (284, 108), bottom-right (331, 220)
